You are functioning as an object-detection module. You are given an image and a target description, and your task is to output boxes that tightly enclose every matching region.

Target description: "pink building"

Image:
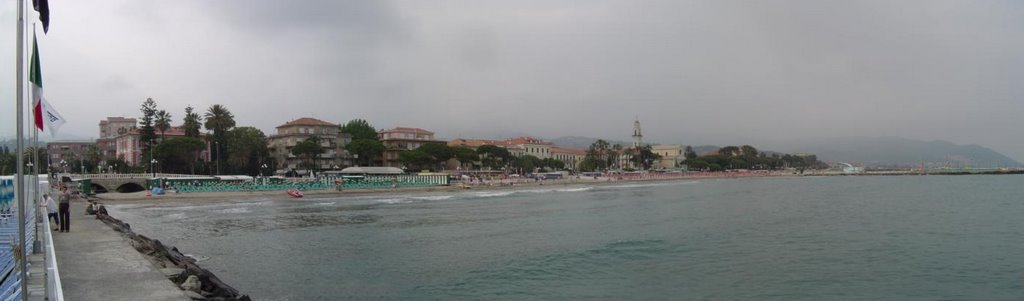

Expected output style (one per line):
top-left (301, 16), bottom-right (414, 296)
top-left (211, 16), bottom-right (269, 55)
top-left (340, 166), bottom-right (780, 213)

top-left (114, 127), bottom-right (210, 166)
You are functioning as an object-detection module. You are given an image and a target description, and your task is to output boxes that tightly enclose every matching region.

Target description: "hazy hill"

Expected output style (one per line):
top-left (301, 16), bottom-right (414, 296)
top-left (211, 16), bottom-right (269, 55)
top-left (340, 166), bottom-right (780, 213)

top-left (767, 137), bottom-right (1021, 168)
top-left (548, 136), bottom-right (634, 149)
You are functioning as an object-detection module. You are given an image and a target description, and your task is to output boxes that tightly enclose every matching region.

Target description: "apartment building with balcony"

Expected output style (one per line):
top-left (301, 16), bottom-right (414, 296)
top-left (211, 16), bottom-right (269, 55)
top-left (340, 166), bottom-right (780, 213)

top-left (379, 127), bottom-right (444, 168)
top-left (267, 118), bottom-right (346, 174)
top-left (97, 117), bottom-right (137, 162)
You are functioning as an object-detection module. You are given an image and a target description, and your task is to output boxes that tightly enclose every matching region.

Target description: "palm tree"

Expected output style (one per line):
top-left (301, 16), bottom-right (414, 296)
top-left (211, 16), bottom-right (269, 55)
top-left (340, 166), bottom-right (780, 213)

top-left (204, 104), bottom-right (236, 166)
top-left (610, 144), bottom-right (623, 169)
top-left (154, 110), bottom-right (172, 140)
top-left (182, 106), bottom-right (201, 138)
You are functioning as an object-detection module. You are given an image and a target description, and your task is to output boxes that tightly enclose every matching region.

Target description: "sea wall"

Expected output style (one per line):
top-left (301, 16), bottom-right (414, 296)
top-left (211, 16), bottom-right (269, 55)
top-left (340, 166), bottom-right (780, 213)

top-left (95, 208), bottom-right (251, 301)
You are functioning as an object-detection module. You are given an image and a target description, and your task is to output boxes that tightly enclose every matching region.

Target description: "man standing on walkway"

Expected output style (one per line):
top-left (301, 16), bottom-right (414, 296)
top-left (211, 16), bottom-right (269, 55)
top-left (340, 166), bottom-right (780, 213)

top-left (58, 186), bottom-right (71, 232)
top-left (40, 193), bottom-right (59, 229)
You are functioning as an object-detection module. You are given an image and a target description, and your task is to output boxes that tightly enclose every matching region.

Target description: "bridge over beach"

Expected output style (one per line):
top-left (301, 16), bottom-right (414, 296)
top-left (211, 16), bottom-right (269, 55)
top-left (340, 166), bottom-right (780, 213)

top-left (62, 174), bottom-right (198, 194)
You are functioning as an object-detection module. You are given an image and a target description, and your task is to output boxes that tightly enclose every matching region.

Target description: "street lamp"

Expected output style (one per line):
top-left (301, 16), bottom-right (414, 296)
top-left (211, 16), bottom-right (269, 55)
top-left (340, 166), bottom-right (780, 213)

top-left (149, 139), bottom-right (155, 176)
top-left (353, 154), bottom-right (359, 167)
top-left (108, 165), bottom-right (113, 174)
top-left (260, 164), bottom-right (268, 177)
top-left (215, 141), bottom-right (220, 175)
top-left (114, 164), bottom-right (118, 174)
top-left (60, 159), bottom-right (67, 173)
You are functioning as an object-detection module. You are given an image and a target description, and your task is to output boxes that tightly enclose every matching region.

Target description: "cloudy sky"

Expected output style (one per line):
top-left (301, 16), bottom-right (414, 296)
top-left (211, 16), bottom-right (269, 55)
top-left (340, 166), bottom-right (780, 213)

top-left (4, 1), bottom-right (1024, 160)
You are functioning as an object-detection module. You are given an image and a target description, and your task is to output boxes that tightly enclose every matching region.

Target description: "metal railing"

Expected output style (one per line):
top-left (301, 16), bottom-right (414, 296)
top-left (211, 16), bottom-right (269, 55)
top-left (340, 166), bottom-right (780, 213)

top-left (68, 173), bottom-right (196, 179)
top-left (42, 211), bottom-right (64, 301)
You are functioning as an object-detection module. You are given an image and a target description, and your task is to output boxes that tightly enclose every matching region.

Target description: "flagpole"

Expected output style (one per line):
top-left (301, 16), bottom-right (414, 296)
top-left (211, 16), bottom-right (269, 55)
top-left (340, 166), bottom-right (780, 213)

top-left (32, 22), bottom-right (42, 254)
top-left (15, 0), bottom-right (31, 299)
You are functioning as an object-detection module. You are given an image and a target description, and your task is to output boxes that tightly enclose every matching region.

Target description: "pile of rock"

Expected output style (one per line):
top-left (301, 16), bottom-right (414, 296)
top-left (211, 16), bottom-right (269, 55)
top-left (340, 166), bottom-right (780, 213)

top-left (96, 211), bottom-right (251, 301)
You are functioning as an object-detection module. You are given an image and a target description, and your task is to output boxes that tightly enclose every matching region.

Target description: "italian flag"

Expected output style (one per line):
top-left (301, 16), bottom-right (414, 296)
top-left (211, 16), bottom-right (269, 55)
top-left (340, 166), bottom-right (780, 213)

top-left (30, 34), bottom-right (65, 136)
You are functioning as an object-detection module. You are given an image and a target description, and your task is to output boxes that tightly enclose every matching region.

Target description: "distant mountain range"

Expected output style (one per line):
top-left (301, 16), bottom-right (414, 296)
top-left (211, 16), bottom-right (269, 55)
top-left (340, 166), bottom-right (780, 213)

top-left (764, 137), bottom-right (1021, 168)
top-left (548, 136), bottom-right (1020, 168)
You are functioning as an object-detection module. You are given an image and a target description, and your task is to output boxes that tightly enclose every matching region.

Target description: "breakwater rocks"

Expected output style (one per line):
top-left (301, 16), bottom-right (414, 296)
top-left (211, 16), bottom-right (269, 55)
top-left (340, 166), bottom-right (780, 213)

top-left (95, 210), bottom-right (251, 301)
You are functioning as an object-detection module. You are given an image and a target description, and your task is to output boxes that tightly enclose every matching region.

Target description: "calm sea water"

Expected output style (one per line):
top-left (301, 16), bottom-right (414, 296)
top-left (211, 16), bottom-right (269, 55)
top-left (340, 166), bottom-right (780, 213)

top-left (109, 175), bottom-right (1024, 300)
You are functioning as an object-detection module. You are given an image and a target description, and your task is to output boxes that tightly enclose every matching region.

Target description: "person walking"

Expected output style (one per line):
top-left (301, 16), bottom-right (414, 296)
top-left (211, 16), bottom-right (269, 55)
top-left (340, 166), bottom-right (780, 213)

top-left (58, 186), bottom-right (71, 232)
top-left (40, 193), bottom-right (59, 230)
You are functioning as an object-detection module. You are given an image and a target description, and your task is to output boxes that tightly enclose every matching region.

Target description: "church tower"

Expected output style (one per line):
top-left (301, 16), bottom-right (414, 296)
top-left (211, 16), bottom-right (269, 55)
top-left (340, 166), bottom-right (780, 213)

top-left (632, 117), bottom-right (643, 148)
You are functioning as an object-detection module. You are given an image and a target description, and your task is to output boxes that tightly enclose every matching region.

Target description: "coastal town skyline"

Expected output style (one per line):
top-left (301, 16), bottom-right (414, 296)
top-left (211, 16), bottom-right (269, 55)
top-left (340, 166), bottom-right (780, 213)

top-left (3, 1), bottom-right (1024, 161)
top-left (5, 2), bottom-right (1024, 300)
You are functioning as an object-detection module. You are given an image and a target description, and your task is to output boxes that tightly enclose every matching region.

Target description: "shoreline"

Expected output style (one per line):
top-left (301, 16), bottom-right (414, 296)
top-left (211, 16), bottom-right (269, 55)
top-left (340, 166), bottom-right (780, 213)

top-left (94, 172), bottom-right (790, 203)
top-left (93, 170), bottom-right (1024, 204)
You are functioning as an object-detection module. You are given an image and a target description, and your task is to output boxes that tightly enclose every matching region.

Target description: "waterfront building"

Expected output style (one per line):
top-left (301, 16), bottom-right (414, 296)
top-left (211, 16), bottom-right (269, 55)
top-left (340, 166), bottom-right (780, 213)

top-left (267, 117), bottom-right (346, 175)
top-left (551, 146), bottom-right (587, 170)
top-left (96, 117), bottom-right (137, 165)
top-left (505, 136), bottom-right (552, 159)
top-left (46, 140), bottom-right (96, 172)
top-left (449, 137), bottom-right (584, 170)
top-left (448, 138), bottom-right (506, 149)
top-left (652, 144), bottom-right (685, 169)
top-left (380, 127), bottom-right (444, 168)
top-left (113, 126), bottom-right (211, 167)
top-left (99, 117), bottom-right (137, 139)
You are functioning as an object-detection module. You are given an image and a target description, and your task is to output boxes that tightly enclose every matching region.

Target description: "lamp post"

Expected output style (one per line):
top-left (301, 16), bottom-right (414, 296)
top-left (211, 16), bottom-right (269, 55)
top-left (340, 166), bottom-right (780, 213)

top-left (353, 154), bottom-right (359, 167)
top-left (149, 139), bottom-right (155, 176)
top-left (60, 159), bottom-right (67, 174)
top-left (108, 165), bottom-right (113, 174)
top-left (215, 141), bottom-right (220, 175)
top-left (114, 164), bottom-right (118, 174)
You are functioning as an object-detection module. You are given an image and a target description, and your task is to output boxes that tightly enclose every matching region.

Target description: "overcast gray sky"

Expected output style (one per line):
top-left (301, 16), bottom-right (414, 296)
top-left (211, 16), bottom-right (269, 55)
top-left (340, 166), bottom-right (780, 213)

top-left (5, 1), bottom-right (1024, 160)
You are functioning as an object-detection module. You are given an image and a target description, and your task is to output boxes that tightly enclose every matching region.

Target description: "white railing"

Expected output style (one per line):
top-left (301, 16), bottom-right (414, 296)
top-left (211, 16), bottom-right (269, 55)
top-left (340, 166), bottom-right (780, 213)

top-left (42, 212), bottom-right (64, 301)
top-left (71, 173), bottom-right (197, 179)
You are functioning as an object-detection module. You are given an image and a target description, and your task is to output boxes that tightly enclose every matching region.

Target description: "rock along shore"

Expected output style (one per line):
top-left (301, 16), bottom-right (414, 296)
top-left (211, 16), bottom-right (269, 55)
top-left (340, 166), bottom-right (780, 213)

top-left (94, 209), bottom-right (251, 301)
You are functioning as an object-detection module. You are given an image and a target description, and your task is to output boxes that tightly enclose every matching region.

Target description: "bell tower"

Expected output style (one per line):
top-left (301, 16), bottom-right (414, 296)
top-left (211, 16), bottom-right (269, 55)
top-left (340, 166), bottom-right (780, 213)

top-left (632, 117), bottom-right (643, 148)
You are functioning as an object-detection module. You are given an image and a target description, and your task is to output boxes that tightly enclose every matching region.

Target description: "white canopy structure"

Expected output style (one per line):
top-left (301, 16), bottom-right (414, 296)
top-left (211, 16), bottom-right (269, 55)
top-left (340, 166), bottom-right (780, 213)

top-left (331, 167), bottom-right (405, 175)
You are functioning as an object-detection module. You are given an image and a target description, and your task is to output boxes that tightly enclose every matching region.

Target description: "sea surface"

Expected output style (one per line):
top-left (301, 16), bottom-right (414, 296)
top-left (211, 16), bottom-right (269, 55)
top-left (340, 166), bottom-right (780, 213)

top-left (109, 175), bottom-right (1024, 300)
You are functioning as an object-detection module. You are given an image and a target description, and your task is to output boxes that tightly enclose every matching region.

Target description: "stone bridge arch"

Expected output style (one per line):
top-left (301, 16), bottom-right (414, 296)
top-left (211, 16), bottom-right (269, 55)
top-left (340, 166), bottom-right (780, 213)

top-left (114, 182), bottom-right (146, 193)
top-left (71, 174), bottom-right (196, 194)
top-left (88, 176), bottom-right (150, 194)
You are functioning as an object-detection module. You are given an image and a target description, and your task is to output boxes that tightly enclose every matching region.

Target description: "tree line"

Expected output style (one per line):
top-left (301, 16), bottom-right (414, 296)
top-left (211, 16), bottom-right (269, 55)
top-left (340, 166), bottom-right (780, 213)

top-left (0, 145), bottom-right (48, 176)
top-left (682, 145), bottom-right (827, 172)
top-left (577, 139), bottom-right (661, 172)
top-left (127, 98), bottom-right (274, 176)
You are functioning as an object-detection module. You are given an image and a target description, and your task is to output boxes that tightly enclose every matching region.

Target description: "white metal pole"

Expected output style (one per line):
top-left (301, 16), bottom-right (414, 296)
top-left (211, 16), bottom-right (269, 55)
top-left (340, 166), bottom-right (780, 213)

top-left (32, 40), bottom-right (40, 253)
top-left (15, 0), bottom-right (30, 299)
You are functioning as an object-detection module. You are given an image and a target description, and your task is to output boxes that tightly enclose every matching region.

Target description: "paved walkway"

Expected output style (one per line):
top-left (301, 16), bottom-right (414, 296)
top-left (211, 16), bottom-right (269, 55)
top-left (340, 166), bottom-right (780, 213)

top-left (51, 200), bottom-right (187, 301)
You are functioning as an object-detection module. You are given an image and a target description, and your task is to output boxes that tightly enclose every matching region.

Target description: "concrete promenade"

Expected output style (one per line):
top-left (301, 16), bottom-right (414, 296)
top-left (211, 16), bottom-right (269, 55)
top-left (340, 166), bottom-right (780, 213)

top-left (51, 199), bottom-right (187, 301)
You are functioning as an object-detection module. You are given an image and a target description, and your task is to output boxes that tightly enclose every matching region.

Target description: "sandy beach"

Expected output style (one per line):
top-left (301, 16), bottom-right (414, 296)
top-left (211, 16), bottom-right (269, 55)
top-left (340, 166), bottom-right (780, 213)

top-left (92, 172), bottom-right (790, 204)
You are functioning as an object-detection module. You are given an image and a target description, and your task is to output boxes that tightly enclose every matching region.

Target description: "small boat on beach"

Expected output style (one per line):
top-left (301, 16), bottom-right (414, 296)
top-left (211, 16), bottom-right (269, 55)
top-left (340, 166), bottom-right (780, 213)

top-left (287, 189), bottom-right (303, 198)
